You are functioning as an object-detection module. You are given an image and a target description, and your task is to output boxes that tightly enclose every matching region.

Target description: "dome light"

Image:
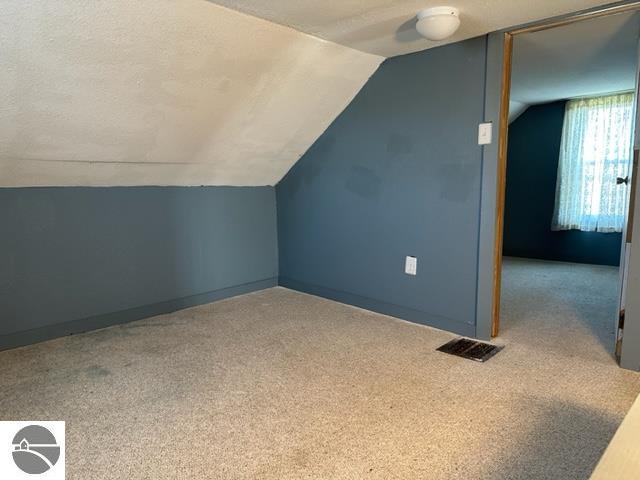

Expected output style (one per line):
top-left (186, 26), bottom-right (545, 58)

top-left (416, 7), bottom-right (461, 41)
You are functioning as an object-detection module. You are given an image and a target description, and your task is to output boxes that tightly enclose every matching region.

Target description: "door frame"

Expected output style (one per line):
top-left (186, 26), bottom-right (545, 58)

top-left (484, 1), bottom-right (640, 340)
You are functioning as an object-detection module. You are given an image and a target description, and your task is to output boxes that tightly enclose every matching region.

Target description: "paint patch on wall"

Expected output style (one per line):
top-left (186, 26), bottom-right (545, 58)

top-left (386, 133), bottom-right (413, 155)
top-left (0, 1), bottom-right (382, 187)
top-left (345, 166), bottom-right (382, 199)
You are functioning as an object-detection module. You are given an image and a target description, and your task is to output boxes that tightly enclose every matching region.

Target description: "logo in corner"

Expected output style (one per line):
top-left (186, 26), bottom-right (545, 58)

top-left (12, 425), bottom-right (61, 474)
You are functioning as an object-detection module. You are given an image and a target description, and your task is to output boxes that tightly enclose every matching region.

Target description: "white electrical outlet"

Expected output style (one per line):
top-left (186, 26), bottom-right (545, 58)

top-left (478, 122), bottom-right (493, 145)
top-left (405, 256), bottom-right (417, 276)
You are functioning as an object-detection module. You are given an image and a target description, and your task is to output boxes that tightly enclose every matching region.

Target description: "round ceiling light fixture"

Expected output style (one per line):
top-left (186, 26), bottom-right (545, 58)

top-left (416, 6), bottom-right (461, 41)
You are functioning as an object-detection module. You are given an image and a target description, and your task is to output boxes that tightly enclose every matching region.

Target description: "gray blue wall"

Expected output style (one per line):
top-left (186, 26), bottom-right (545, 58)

top-left (0, 187), bottom-right (278, 349)
top-left (277, 38), bottom-right (488, 337)
top-left (503, 101), bottom-right (622, 266)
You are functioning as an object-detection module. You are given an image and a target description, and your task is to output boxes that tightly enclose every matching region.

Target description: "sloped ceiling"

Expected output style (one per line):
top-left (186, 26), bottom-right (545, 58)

top-left (210, 0), bottom-right (617, 57)
top-left (0, 1), bottom-right (382, 187)
top-left (1, 0), bottom-right (623, 187)
top-left (511, 11), bottom-right (639, 107)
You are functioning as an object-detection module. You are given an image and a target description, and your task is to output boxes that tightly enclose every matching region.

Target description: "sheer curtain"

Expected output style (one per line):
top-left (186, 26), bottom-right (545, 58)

top-left (552, 92), bottom-right (635, 233)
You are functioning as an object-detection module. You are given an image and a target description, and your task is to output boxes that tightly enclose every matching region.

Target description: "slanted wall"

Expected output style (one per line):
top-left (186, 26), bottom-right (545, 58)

top-left (0, 0), bottom-right (382, 187)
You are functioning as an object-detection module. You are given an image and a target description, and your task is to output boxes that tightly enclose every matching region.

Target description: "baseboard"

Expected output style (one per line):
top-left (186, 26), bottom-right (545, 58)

top-left (503, 252), bottom-right (620, 268)
top-left (278, 276), bottom-right (476, 337)
top-left (0, 277), bottom-right (277, 351)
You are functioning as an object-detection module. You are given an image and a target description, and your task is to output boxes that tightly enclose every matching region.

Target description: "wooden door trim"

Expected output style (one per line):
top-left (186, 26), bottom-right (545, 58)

top-left (490, 1), bottom-right (640, 337)
top-left (510, 1), bottom-right (640, 36)
top-left (491, 33), bottom-right (513, 337)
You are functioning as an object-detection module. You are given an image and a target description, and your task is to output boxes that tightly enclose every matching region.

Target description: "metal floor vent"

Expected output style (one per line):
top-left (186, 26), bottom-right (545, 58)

top-left (436, 337), bottom-right (503, 362)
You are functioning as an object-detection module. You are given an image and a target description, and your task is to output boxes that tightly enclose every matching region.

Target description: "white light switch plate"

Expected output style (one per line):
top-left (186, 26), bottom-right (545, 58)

top-left (478, 122), bottom-right (493, 145)
top-left (405, 256), bottom-right (417, 276)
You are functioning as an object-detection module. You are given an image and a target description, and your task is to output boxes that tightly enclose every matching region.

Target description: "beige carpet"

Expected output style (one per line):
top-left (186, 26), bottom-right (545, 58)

top-left (1, 258), bottom-right (639, 479)
top-left (500, 257), bottom-right (622, 360)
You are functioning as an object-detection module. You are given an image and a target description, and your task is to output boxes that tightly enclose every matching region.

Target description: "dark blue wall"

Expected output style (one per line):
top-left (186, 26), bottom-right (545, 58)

top-left (503, 102), bottom-right (622, 266)
top-left (277, 38), bottom-right (488, 337)
top-left (0, 187), bottom-right (278, 349)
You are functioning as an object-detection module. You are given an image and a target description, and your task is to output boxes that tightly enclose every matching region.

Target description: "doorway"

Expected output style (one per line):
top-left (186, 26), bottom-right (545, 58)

top-left (491, 4), bottom-right (640, 363)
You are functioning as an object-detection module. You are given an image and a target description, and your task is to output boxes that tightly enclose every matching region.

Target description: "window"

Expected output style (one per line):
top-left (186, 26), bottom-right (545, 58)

top-left (552, 92), bottom-right (635, 233)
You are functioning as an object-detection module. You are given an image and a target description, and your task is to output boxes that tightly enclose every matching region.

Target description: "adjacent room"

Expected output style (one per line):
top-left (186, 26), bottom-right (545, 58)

top-left (2, 1), bottom-right (640, 479)
top-left (500, 11), bottom-right (640, 362)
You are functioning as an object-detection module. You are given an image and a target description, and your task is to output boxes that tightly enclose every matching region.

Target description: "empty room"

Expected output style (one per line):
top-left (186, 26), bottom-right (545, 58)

top-left (2, 1), bottom-right (640, 479)
top-left (500, 11), bottom-right (638, 365)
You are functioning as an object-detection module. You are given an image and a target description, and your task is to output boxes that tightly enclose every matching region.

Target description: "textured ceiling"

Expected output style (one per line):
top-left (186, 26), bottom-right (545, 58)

top-left (210, 0), bottom-right (617, 57)
top-left (2, 1), bottom-right (628, 187)
top-left (511, 10), bottom-right (639, 108)
top-left (0, 1), bottom-right (382, 187)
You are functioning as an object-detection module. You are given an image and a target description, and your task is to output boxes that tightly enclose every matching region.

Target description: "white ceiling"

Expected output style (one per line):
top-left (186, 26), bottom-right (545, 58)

top-left (0, 1), bottom-right (381, 187)
top-left (511, 10), bottom-right (640, 111)
top-left (2, 0), bottom-right (631, 187)
top-left (210, 0), bottom-right (617, 57)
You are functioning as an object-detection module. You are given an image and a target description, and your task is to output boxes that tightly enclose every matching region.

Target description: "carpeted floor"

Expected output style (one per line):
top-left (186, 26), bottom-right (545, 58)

top-left (1, 257), bottom-right (639, 479)
top-left (500, 257), bottom-right (621, 360)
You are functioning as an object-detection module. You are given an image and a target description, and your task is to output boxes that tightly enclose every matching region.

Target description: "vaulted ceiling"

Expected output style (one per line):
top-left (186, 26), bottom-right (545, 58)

top-left (1, 0), bottom-right (619, 187)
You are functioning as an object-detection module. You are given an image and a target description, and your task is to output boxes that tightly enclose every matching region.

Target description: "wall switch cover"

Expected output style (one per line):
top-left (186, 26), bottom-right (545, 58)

top-left (405, 256), bottom-right (417, 275)
top-left (478, 122), bottom-right (493, 145)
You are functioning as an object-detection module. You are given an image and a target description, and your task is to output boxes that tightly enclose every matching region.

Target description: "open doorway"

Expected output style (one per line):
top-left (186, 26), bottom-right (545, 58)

top-left (497, 8), bottom-right (640, 362)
